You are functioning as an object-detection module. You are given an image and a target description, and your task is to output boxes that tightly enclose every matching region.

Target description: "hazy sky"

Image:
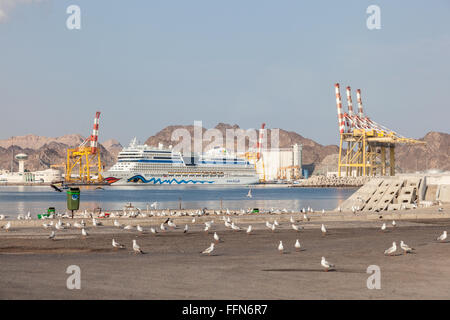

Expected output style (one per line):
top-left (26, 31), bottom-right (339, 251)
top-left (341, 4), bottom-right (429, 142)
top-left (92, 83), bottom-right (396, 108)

top-left (0, 0), bottom-right (449, 146)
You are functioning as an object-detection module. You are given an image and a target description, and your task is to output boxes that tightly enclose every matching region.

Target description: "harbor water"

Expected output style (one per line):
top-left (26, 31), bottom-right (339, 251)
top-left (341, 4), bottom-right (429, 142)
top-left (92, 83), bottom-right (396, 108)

top-left (0, 185), bottom-right (357, 217)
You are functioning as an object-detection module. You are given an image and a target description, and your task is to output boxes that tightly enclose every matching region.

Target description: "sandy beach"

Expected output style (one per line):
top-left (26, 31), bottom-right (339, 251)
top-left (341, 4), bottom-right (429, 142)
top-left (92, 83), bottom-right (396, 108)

top-left (1, 207), bottom-right (450, 299)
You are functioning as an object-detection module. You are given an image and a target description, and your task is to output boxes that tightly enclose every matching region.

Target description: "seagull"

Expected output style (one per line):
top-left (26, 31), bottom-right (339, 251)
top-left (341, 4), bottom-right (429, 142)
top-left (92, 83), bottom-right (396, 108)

top-left (48, 231), bottom-right (55, 240)
top-left (0, 215), bottom-right (5, 220)
top-left (204, 225), bottom-right (210, 233)
top-left (73, 222), bottom-right (83, 229)
top-left (400, 240), bottom-right (414, 254)
top-left (290, 216), bottom-right (295, 223)
top-left (55, 223), bottom-right (65, 230)
top-left (160, 223), bottom-right (166, 232)
top-left (271, 223), bottom-right (276, 232)
top-left (123, 225), bottom-right (132, 230)
top-left (292, 224), bottom-right (302, 232)
top-left (381, 223), bottom-right (387, 232)
top-left (213, 232), bottom-right (220, 243)
top-left (114, 220), bottom-right (122, 228)
top-left (294, 239), bottom-right (301, 251)
top-left (231, 222), bottom-right (241, 231)
top-left (150, 202), bottom-right (158, 209)
top-left (278, 241), bottom-right (284, 254)
top-left (321, 256), bottom-right (335, 272)
top-left (265, 221), bottom-right (271, 229)
top-left (136, 225), bottom-right (144, 233)
top-left (384, 241), bottom-right (397, 256)
top-left (321, 224), bottom-right (327, 235)
top-left (247, 189), bottom-right (252, 198)
top-left (43, 223), bottom-right (52, 229)
top-left (273, 220), bottom-right (279, 227)
top-left (132, 240), bottom-right (144, 254)
top-left (246, 225), bottom-right (252, 234)
top-left (112, 238), bottom-right (124, 249)
top-left (437, 231), bottom-right (447, 242)
top-left (168, 220), bottom-right (177, 228)
top-left (392, 220), bottom-right (397, 228)
top-left (183, 224), bottom-right (188, 233)
top-left (150, 227), bottom-right (158, 235)
top-left (81, 228), bottom-right (88, 237)
top-left (202, 243), bottom-right (215, 255)
top-left (2, 222), bottom-right (11, 232)
top-left (191, 218), bottom-right (196, 223)
top-left (303, 214), bottom-right (310, 222)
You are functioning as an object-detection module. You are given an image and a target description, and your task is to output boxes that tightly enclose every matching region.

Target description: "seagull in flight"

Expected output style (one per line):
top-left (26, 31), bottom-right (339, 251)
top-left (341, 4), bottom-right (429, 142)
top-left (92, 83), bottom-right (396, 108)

top-left (437, 231), bottom-right (447, 242)
top-left (400, 240), bottom-right (414, 254)
top-left (278, 241), bottom-right (284, 254)
top-left (132, 240), bottom-right (144, 254)
top-left (321, 257), bottom-right (335, 272)
top-left (112, 238), bottom-right (124, 249)
top-left (384, 241), bottom-right (397, 256)
top-left (202, 243), bottom-right (215, 255)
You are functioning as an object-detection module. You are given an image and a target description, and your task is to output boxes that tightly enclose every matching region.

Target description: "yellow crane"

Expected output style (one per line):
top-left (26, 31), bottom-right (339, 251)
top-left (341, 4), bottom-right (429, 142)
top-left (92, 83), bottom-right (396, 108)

top-left (65, 111), bottom-right (103, 183)
top-left (334, 84), bottom-right (424, 177)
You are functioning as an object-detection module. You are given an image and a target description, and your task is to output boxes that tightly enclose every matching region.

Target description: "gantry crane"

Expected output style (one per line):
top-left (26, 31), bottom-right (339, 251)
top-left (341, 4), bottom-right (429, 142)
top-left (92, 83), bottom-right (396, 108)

top-left (334, 84), bottom-right (425, 177)
top-left (65, 111), bottom-right (103, 183)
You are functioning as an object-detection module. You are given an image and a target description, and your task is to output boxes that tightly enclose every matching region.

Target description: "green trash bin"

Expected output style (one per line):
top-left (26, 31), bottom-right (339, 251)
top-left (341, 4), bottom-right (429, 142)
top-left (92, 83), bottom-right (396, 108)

top-left (37, 207), bottom-right (55, 219)
top-left (67, 187), bottom-right (80, 211)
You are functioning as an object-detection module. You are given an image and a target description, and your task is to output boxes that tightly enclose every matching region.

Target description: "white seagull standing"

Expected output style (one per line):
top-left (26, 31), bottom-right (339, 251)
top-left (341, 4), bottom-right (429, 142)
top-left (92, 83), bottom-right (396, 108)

top-left (48, 231), bottom-right (55, 240)
top-left (137, 225), bottom-right (144, 233)
top-left (114, 220), bottom-right (122, 228)
top-left (384, 241), bottom-right (397, 256)
top-left (160, 223), bottom-right (166, 232)
top-left (437, 231), bottom-right (447, 242)
top-left (202, 243), bottom-right (215, 255)
top-left (321, 257), bottom-right (335, 272)
top-left (246, 225), bottom-right (252, 234)
top-left (392, 220), bottom-right (397, 228)
top-left (400, 240), bottom-right (414, 254)
top-left (303, 214), bottom-right (310, 222)
top-left (321, 224), bottom-right (327, 236)
top-left (112, 238), bottom-right (124, 249)
top-left (292, 224), bottom-right (302, 232)
top-left (183, 224), bottom-right (188, 233)
top-left (150, 227), bottom-right (158, 235)
top-left (132, 240), bottom-right (144, 254)
top-left (381, 223), bottom-right (387, 232)
top-left (213, 232), bottom-right (220, 243)
top-left (294, 239), bottom-right (301, 251)
top-left (278, 241), bottom-right (284, 254)
top-left (81, 228), bottom-right (88, 237)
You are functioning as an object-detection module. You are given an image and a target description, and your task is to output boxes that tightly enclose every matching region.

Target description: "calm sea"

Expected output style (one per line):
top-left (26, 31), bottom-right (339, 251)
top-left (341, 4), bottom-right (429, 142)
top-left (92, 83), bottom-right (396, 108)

top-left (0, 185), bottom-right (357, 217)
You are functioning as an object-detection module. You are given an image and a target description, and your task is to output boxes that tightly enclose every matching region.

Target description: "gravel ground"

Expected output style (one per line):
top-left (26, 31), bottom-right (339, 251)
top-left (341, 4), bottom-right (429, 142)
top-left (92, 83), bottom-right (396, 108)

top-left (0, 216), bottom-right (450, 299)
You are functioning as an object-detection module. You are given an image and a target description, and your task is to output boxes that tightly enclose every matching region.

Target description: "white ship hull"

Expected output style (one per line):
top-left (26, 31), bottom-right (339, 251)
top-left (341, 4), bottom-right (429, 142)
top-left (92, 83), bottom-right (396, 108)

top-left (105, 172), bottom-right (259, 185)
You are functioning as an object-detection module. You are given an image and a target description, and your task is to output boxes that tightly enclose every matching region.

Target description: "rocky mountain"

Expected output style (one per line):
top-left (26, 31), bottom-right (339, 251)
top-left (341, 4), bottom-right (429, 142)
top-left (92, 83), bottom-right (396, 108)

top-left (396, 131), bottom-right (450, 173)
top-left (0, 135), bottom-right (116, 172)
top-left (102, 139), bottom-right (123, 159)
top-left (144, 123), bottom-right (339, 166)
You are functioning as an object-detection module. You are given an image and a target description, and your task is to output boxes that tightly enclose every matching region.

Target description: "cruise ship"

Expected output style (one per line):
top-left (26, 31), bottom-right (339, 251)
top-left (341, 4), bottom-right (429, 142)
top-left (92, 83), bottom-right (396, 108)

top-left (104, 138), bottom-right (259, 185)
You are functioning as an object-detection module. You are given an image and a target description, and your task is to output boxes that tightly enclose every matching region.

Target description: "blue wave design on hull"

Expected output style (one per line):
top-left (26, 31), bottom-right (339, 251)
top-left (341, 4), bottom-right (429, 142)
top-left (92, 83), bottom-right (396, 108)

top-left (127, 175), bottom-right (214, 184)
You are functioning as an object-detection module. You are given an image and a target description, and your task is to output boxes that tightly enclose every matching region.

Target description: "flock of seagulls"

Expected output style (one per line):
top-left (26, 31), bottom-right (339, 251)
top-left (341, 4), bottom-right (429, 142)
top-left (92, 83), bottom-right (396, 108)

top-left (1, 205), bottom-right (449, 271)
